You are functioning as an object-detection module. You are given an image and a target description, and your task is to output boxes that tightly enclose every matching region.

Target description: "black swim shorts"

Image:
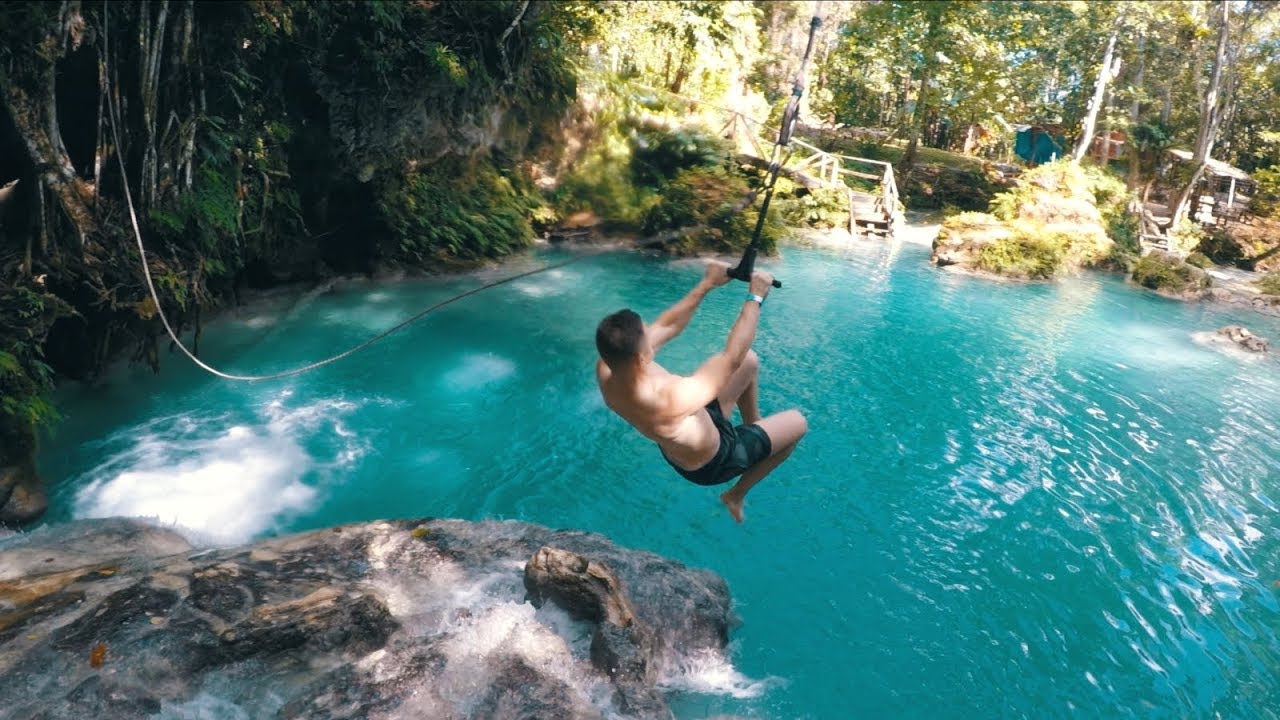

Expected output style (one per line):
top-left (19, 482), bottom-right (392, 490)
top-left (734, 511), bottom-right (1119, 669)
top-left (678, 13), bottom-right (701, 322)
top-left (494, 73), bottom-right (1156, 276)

top-left (662, 400), bottom-right (773, 486)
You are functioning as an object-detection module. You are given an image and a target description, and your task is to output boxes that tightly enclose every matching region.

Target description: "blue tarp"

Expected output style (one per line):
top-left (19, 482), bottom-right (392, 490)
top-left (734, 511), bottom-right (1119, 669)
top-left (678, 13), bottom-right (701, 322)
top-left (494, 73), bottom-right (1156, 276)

top-left (1014, 126), bottom-right (1066, 165)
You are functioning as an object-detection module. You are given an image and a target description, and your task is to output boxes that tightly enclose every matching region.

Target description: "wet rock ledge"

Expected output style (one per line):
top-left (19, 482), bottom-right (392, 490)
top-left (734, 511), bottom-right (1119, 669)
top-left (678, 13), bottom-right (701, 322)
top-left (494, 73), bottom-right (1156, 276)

top-left (0, 518), bottom-right (734, 719)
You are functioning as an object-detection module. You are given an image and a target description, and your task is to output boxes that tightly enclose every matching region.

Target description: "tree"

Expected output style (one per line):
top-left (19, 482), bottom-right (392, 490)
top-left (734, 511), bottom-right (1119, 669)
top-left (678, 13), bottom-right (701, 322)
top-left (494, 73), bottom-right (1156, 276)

top-left (1170, 0), bottom-right (1232, 224)
top-left (1072, 7), bottom-right (1125, 163)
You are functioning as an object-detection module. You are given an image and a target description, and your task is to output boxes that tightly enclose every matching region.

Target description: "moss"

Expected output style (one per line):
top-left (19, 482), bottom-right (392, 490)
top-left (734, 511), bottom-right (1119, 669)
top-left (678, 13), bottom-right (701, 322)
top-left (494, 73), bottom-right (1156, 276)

top-left (1255, 273), bottom-right (1280, 295)
top-left (1132, 252), bottom-right (1212, 293)
top-left (1186, 252), bottom-right (1214, 269)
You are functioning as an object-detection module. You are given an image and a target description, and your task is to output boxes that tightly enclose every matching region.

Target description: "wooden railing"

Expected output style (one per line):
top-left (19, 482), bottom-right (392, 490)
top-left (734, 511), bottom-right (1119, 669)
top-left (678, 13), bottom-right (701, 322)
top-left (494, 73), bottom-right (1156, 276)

top-left (627, 84), bottom-right (901, 237)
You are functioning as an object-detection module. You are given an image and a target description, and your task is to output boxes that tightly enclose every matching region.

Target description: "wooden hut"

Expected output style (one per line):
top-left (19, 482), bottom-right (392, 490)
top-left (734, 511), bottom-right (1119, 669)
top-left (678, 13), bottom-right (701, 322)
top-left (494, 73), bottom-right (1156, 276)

top-left (1167, 149), bottom-right (1256, 225)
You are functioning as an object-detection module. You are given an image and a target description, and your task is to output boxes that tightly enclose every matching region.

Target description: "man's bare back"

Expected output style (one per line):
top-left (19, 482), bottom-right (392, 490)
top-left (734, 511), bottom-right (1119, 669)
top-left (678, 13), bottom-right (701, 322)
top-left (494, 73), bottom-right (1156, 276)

top-left (593, 261), bottom-right (808, 523)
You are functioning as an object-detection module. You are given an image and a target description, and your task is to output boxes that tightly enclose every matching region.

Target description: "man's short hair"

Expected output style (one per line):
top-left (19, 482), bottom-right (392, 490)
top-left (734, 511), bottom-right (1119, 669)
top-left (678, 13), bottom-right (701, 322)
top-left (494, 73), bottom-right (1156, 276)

top-left (596, 309), bottom-right (645, 368)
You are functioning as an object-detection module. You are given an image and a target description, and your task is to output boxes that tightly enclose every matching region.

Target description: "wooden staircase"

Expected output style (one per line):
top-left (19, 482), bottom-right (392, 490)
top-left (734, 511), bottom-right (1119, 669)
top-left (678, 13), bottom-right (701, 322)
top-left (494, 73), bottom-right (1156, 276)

top-left (719, 110), bottom-right (902, 240)
top-left (627, 84), bottom-right (903, 240)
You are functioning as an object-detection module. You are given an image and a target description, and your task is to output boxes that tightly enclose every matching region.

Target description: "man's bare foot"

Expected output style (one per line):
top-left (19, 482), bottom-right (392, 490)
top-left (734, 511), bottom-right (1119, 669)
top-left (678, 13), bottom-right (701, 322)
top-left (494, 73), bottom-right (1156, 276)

top-left (720, 491), bottom-right (744, 523)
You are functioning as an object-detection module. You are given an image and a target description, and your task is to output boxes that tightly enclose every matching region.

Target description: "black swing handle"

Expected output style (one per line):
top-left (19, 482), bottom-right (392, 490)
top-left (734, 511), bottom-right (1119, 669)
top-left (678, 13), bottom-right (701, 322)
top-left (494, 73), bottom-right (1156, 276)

top-left (726, 246), bottom-right (782, 288)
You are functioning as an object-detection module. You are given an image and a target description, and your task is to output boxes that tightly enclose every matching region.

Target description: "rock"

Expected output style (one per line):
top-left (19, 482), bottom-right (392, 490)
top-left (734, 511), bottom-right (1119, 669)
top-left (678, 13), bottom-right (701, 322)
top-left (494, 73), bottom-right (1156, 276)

top-left (0, 518), bottom-right (734, 719)
top-left (1216, 325), bottom-right (1270, 353)
top-left (0, 517), bottom-right (192, 581)
top-left (1132, 251), bottom-right (1212, 298)
top-left (0, 462), bottom-right (47, 526)
top-left (930, 212), bottom-right (1011, 268)
top-left (524, 546), bottom-right (670, 718)
top-left (1203, 287), bottom-right (1280, 318)
top-left (524, 546), bottom-right (639, 627)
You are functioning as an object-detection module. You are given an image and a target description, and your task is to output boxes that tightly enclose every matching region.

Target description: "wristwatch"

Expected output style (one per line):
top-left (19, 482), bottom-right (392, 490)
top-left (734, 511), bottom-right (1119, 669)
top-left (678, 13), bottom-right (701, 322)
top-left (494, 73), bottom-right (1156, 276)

top-left (745, 293), bottom-right (764, 306)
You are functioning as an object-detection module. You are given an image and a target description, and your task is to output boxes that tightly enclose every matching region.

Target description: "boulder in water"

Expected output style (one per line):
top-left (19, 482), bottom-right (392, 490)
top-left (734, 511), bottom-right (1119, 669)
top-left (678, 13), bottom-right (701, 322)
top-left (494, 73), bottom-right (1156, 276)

top-left (524, 546), bottom-right (668, 717)
top-left (1216, 325), bottom-right (1270, 353)
top-left (0, 517), bottom-right (734, 719)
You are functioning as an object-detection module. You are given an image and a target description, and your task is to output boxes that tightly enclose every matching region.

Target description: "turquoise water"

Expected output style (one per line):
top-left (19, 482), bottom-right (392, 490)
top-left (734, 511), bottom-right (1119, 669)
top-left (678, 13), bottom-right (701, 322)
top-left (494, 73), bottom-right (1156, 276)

top-left (36, 240), bottom-right (1280, 719)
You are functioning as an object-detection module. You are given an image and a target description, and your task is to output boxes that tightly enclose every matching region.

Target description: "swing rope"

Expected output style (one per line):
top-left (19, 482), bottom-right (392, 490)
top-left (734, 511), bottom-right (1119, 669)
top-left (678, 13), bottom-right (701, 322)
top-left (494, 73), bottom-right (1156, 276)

top-left (727, 2), bottom-right (825, 289)
top-left (107, 5), bottom-right (825, 382)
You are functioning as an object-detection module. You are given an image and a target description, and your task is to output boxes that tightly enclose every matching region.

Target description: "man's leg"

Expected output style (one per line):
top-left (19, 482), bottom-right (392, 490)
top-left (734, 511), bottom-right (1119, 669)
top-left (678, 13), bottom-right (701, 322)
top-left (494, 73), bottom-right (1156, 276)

top-left (720, 409), bottom-right (807, 523)
top-left (716, 349), bottom-right (760, 424)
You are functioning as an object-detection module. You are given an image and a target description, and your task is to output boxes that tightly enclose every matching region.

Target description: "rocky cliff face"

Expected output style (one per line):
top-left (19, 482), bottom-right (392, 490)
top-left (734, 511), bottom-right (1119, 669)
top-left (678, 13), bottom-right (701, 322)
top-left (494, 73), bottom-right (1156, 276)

top-left (0, 518), bottom-right (735, 719)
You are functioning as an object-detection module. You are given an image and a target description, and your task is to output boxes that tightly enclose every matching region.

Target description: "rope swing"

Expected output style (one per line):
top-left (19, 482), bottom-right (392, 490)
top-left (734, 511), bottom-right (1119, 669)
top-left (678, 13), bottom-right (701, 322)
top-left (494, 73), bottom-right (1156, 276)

top-left (109, 4), bottom-right (826, 381)
top-left (726, 1), bottom-right (825, 290)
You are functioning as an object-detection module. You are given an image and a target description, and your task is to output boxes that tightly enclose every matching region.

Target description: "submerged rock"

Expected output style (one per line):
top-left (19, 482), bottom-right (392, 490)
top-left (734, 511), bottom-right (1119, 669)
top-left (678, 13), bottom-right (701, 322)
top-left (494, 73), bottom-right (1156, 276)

top-left (1216, 325), bottom-right (1269, 353)
top-left (0, 518), bottom-right (734, 719)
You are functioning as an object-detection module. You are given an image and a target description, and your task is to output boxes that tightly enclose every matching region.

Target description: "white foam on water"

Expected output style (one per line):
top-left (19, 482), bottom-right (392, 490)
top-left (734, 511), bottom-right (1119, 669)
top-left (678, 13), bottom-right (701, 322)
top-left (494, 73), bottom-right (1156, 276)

top-left (512, 269), bottom-right (580, 298)
top-left (1190, 331), bottom-right (1270, 362)
top-left (72, 394), bottom-right (367, 545)
top-left (239, 315), bottom-right (277, 329)
top-left (441, 353), bottom-right (516, 391)
top-left (657, 647), bottom-right (780, 700)
top-left (429, 602), bottom-right (610, 715)
top-left (154, 692), bottom-right (253, 720)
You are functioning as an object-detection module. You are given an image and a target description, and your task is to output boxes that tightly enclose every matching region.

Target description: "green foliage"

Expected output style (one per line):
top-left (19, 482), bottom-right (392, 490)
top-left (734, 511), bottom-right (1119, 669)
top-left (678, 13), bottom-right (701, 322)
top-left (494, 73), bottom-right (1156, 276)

top-left (1185, 251), bottom-right (1214, 269)
top-left (1128, 121), bottom-right (1172, 152)
top-left (976, 230), bottom-right (1072, 280)
top-left (1255, 273), bottom-right (1280, 295)
top-left (378, 157), bottom-right (538, 263)
top-left (778, 187), bottom-right (850, 229)
top-left (641, 166), bottom-right (778, 254)
top-left (1081, 165), bottom-right (1138, 250)
top-left (0, 287), bottom-right (69, 460)
top-left (1252, 167), bottom-right (1280, 218)
top-left (1196, 227), bottom-right (1245, 265)
top-left (1131, 252), bottom-right (1211, 293)
top-left (630, 123), bottom-right (727, 187)
top-left (1167, 218), bottom-right (1206, 257)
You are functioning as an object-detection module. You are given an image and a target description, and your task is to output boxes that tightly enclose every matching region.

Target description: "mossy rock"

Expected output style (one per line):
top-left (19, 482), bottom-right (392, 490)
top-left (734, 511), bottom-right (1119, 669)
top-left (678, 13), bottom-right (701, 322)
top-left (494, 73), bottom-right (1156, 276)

top-left (1186, 252), bottom-right (1214, 269)
top-left (932, 212), bottom-right (1011, 267)
top-left (1132, 251), bottom-right (1212, 296)
top-left (931, 161), bottom-right (1120, 280)
top-left (1255, 273), bottom-right (1280, 296)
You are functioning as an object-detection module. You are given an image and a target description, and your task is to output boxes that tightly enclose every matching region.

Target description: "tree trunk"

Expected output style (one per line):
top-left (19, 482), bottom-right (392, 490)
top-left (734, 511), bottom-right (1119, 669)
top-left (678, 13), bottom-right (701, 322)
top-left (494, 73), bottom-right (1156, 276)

top-left (1127, 33), bottom-right (1146, 190)
top-left (1073, 10), bottom-right (1123, 163)
top-left (1170, 0), bottom-right (1231, 225)
top-left (0, 1), bottom-right (97, 247)
top-left (899, 8), bottom-right (947, 177)
top-left (139, 0), bottom-right (170, 211)
top-left (1215, 4), bottom-right (1260, 164)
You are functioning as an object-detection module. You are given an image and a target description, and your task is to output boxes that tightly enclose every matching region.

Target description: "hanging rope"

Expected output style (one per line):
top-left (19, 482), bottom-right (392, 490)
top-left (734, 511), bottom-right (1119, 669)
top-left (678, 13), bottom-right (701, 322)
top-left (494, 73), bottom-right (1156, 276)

top-left (106, 83), bottom-right (609, 381)
top-left (727, 1), bottom-right (825, 289)
top-left (103, 6), bottom-right (827, 382)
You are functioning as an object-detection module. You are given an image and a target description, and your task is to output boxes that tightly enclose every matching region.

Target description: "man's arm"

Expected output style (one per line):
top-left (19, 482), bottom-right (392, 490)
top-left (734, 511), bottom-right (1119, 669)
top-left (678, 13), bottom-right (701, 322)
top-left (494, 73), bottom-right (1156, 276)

top-left (647, 260), bottom-right (731, 350)
top-left (665, 270), bottom-right (773, 416)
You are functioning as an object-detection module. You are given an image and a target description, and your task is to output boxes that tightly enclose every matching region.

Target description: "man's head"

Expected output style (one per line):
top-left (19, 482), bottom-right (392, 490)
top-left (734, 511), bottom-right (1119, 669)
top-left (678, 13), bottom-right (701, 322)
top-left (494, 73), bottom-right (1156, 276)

top-left (596, 309), bottom-right (649, 370)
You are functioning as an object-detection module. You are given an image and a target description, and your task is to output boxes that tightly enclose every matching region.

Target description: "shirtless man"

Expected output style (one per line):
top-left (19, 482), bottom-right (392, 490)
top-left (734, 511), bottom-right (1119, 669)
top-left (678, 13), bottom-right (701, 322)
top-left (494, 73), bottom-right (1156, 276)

top-left (594, 260), bottom-right (808, 523)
